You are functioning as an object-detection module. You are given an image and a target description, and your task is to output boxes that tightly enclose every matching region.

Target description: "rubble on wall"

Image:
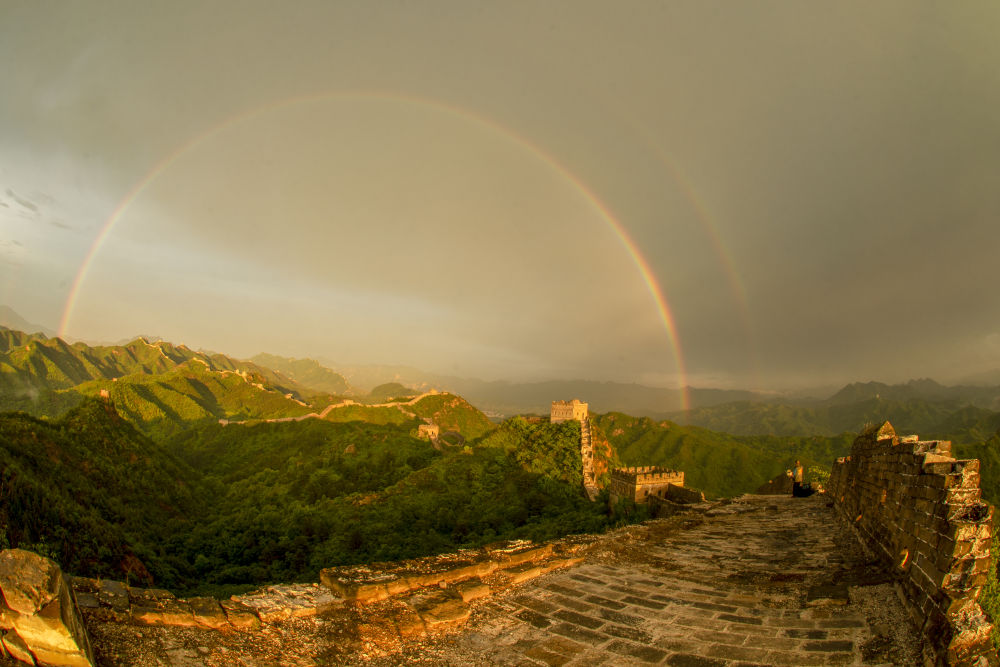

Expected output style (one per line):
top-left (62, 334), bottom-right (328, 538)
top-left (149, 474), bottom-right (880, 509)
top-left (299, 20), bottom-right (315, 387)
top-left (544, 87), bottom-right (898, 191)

top-left (829, 421), bottom-right (999, 667)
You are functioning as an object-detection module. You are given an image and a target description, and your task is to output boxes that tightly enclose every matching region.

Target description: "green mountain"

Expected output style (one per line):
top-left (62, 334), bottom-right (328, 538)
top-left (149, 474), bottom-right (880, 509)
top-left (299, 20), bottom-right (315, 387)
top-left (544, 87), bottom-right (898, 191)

top-left (408, 393), bottom-right (496, 440)
top-left (250, 353), bottom-right (354, 396)
top-left (76, 361), bottom-right (317, 439)
top-left (0, 327), bottom-right (342, 437)
top-left (594, 412), bottom-right (854, 499)
top-left (0, 326), bottom-right (310, 399)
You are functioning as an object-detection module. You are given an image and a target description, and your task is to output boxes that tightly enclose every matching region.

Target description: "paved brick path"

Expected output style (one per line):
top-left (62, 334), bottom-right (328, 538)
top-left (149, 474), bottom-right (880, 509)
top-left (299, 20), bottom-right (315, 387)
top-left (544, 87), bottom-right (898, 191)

top-left (387, 495), bottom-right (923, 666)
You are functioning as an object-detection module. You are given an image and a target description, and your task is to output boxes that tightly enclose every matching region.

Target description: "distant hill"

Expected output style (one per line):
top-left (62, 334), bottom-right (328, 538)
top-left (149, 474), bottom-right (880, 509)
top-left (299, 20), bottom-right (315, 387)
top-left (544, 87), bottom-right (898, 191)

top-left (827, 378), bottom-right (1000, 408)
top-left (0, 305), bottom-right (56, 337)
top-left (669, 379), bottom-right (1000, 438)
top-left (250, 353), bottom-right (354, 396)
top-left (366, 382), bottom-right (419, 402)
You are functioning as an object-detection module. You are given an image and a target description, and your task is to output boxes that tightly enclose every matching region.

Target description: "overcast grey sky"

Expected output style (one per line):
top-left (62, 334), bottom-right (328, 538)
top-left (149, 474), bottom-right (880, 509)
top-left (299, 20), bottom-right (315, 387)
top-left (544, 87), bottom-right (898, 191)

top-left (1, 1), bottom-right (999, 390)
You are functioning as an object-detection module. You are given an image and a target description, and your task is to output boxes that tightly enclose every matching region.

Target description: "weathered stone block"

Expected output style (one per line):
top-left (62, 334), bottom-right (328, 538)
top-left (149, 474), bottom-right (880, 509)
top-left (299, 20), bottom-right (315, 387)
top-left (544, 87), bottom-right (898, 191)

top-left (188, 597), bottom-right (229, 630)
top-left (29, 644), bottom-right (94, 667)
top-left (491, 543), bottom-right (553, 567)
top-left (500, 563), bottom-right (546, 585)
top-left (130, 599), bottom-right (196, 627)
top-left (2, 631), bottom-right (35, 665)
top-left (0, 550), bottom-right (93, 667)
top-left (418, 598), bottom-right (470, 627)
top-left (96, 580), bottom-right (129, 613)
top-left (0, 550), bottom-right (61, 616)
top-left (454, 579), bottom-right (491, 603)
top-left (219, 600), bottom-right (260, 630)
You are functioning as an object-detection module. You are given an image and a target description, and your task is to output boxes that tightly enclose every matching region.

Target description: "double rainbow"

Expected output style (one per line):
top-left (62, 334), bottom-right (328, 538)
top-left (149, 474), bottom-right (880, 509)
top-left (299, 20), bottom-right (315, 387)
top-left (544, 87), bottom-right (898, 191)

top-left (58, 91), bottom-right (694, 410)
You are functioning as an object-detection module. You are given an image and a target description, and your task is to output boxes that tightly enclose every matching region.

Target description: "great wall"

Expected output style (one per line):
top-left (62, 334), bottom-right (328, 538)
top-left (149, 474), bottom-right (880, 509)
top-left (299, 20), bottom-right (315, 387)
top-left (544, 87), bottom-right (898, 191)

top-left (0, 405), bottom-right (997, 666)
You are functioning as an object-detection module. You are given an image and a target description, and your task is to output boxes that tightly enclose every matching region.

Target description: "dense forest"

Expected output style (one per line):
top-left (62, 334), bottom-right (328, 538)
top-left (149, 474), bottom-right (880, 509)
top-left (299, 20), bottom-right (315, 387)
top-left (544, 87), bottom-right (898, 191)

top-left (0, 399), bottom-right (609, 596)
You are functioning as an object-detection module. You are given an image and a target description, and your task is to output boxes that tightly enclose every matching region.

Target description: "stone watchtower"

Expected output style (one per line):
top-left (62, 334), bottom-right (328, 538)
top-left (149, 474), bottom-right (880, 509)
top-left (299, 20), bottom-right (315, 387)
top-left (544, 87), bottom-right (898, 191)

top-left (550, 399), bottom-right (588, 424)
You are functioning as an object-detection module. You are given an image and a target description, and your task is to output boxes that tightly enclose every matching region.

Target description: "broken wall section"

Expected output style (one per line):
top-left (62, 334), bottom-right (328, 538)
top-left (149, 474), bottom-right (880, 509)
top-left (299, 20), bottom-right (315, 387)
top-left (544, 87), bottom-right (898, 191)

top-left (829, 422), bottom-right (998, 666)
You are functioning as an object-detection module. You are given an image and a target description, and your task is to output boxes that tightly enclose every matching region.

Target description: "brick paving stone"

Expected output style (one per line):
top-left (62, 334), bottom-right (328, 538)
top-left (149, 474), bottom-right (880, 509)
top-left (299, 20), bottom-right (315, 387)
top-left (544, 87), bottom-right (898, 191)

top-left (718, 612), bottom-right (764, 625)
top-left (664, 654), bottom-right (727, 667)
top-left (544, 583), bottom-right (585, 597)
top-left (620, 595), bottom-right (667, 610)
top-left (514, 596), bottom-right (559, 615)
top-left (584, 594), bottom-right (626, 610)
top-left (783, 628), bottom-right (828, 639)
top-left (517, 609), bottom-right (553, 629)
top-left (547, 594), bottom-right (594, 614)
top-left (594, 607), bottom-right (645, 626)
top-left (549, 622), bottom-right (608, 646)
top-left (703, 643), bottom-right (771, 662)
top-left (601, 624), bottom-right (652, 643)
top-left (524, 645), bottom-right (571, 666)
top-left (655, 637), bottom-right (701, 653)
top-left (743, 634), bottom-right (801, 650)
top-left (803, 639), bottom-right (855, 652)
top-left (604, 639), bottom-right (667, 663)
top-left (552, 609), bottom-right (604, 630)
top-left (692, 629), bottom-right (748, 646)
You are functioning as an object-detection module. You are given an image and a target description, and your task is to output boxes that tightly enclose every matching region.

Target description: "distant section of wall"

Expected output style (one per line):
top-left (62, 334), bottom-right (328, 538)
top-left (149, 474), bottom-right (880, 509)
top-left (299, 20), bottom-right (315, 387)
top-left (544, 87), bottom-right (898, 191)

top-left (609, 466), bottom-right (686, 505)
top-left (829, 422), bottom-right (998, 666)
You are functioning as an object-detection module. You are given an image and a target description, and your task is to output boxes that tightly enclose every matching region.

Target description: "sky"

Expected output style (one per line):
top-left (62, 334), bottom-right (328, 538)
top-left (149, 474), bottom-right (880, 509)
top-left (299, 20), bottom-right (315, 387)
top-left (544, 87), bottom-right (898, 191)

top-left (1, 1), bottom-right (999, 392)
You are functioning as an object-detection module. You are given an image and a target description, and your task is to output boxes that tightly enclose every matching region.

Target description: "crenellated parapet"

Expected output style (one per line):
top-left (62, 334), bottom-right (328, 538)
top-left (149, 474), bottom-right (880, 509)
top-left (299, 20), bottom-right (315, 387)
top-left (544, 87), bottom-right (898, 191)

top-left (829, 421), bottom-right (998, 666)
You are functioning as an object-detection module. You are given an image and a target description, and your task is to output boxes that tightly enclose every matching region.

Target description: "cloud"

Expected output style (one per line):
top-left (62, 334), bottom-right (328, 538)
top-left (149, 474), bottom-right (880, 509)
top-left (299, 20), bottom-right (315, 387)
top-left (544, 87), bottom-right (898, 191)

top-left (5, 188), bottom-right (39, 213)
top-left (1, 188), bottom-right (75, 230)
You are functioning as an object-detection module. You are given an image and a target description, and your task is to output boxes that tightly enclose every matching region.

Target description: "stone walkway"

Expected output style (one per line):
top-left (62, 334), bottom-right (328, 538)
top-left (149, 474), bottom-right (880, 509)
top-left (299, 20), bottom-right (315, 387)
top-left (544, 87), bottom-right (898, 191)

top-left (374, 495), bottom-right (923, 666)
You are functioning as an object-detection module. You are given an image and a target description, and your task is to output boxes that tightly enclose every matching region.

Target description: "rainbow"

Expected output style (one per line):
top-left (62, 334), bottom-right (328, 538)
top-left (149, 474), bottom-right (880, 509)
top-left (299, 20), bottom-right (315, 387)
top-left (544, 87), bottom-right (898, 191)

top-left (58, 91), bottom-right (692, 411)
top-left (616, 111), bottom-right (761, 391)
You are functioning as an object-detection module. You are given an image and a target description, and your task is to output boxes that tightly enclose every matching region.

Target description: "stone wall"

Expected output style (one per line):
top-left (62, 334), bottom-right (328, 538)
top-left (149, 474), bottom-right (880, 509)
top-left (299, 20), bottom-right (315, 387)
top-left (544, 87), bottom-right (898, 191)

top-left (829, 421), bottom-right (998, 666)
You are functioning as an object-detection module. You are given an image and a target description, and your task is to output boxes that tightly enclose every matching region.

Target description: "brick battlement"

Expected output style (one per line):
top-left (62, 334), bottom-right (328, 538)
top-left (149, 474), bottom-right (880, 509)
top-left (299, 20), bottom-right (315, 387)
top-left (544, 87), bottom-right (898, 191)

top-left (829, 421), bottom-right (998, 667)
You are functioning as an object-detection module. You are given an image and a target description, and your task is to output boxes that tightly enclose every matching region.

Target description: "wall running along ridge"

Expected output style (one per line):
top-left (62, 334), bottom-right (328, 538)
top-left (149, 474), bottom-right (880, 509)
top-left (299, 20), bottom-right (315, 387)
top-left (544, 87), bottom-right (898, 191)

top-left (828, 422), bottom-right (998, 667)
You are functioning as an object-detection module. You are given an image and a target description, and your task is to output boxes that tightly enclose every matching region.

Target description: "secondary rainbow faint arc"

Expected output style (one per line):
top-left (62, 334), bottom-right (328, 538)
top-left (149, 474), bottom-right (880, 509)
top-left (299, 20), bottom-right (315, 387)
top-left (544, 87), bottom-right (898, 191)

top-left (58, 90), bottom-right (692, 411)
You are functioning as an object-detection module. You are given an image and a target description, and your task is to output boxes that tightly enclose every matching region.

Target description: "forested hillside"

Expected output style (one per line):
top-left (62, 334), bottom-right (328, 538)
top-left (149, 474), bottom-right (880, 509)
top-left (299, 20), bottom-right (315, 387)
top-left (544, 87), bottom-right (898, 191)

top-left (0, 399), bottom-right (607, 596)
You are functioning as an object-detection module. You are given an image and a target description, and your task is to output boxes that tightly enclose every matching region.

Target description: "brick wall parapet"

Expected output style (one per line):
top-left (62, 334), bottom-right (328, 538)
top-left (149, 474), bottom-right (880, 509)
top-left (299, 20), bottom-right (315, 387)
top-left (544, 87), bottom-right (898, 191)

top-left (829, 421), bottom-right (997, 666)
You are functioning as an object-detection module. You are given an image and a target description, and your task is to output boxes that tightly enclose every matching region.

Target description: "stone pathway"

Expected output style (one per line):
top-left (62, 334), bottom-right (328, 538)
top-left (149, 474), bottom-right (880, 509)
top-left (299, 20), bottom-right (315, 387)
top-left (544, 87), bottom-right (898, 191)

top-left (376, 495), bottom-right (923, 666)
